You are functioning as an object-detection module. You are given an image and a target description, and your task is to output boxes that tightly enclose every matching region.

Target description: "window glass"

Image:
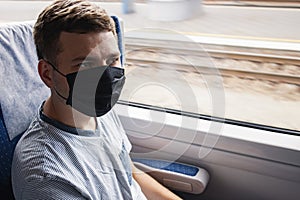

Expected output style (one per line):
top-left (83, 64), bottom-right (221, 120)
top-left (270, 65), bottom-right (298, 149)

top-left (118, 1), bottom-right (300, 132)
top-left (1, 0), bottom-right (299, 132)
top-left (120, 29), bottom-right (225, 122)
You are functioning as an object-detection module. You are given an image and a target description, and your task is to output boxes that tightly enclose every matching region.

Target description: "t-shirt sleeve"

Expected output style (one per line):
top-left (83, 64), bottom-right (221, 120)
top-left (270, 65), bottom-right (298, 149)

top-left (19, 177), bottom-right (86, 200)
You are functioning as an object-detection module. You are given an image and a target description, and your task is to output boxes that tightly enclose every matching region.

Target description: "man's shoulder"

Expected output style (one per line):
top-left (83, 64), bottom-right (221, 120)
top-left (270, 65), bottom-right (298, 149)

top-left (12, 116), bottom-right (77, 188)
top-left (17, 114), bottom-right (46, 147)
top-left (14, 122), bottom-right (49, 166)
top-left (13, 115), bottom-right (66, 172)
top-left (16, 113), bottom-right (49, 149)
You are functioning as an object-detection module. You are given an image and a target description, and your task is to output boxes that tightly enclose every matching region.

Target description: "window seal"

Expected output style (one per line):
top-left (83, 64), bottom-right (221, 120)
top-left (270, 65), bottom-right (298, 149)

top-left (117, 100), bottom-right (300, 136)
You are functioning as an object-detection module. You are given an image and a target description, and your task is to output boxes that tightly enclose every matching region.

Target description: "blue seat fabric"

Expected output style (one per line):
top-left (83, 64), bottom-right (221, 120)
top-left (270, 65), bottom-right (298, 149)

top-left (0, 105), bottom-right (21, 200)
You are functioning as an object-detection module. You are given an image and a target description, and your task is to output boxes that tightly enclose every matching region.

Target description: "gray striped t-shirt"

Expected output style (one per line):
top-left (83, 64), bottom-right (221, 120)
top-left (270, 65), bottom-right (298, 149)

top-left (11, 105), bottom-right (147, 200)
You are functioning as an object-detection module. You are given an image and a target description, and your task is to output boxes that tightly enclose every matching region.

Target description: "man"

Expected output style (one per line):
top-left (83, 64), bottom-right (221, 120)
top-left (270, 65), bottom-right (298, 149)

top-left (11, 0), bottom-right (181, 199)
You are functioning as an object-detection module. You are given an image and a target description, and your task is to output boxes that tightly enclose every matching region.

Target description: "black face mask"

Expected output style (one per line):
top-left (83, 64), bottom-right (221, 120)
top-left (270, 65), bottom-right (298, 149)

top-left (48, 62), bottom-right (125, 117)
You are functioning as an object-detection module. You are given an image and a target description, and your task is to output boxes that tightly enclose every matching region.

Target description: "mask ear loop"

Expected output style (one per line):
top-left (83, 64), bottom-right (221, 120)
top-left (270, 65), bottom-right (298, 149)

top-left (44, 60), bottom-right (68, 101)
top-left (45, 60), bottom-right (67, 77)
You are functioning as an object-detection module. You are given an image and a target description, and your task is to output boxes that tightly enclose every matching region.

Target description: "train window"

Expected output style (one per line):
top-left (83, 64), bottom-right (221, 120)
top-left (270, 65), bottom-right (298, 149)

top-left (120, 29), bottom-right (225, 134)
top-left (1, 0), bottom-right (299, 134)
top-left (117, 1), bottom-right (300, 134)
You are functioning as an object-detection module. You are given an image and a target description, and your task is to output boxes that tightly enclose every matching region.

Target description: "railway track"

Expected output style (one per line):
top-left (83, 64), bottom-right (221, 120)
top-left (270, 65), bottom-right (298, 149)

top-left (124, 38), bottom-right (300, 85)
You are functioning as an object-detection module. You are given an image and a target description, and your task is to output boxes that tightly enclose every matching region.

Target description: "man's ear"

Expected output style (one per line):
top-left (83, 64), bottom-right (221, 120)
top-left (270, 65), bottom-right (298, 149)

top-left (38, 59), bottom-right (53, 88)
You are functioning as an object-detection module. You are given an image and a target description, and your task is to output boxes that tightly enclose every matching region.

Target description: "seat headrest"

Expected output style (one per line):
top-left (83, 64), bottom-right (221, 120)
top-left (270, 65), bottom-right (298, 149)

top-left (0, 21), bottom-right (49, 140)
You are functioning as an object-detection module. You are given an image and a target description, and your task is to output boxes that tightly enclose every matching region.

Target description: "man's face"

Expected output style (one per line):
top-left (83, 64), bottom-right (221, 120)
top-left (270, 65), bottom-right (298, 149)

top-left (53, 31), bottom-right (121, 100)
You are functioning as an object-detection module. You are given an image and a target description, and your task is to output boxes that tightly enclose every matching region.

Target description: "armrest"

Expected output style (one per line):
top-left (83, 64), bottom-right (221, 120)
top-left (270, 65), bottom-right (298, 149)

top-left (133, 158), bottom-right (209, 194)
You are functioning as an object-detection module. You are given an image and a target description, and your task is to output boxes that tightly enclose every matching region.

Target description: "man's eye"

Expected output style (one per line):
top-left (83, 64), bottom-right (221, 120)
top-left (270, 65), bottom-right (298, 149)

top-left (79, 62), bottom-right (95, 68)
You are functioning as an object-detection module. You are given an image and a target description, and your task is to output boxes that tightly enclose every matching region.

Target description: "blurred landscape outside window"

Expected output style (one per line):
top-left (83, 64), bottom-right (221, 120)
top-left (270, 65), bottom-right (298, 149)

top-left (1, 0), bottom-right (299, 132)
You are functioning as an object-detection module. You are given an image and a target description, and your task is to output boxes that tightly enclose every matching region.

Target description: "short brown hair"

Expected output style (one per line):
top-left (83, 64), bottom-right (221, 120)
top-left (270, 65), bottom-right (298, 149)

top-left (34, 0), bottom-right (116, 64)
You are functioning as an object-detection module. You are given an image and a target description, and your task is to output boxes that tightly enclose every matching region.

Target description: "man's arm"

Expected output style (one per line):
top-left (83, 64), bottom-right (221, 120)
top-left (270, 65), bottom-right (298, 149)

top-left (131, 162), bottom-right (182, 200)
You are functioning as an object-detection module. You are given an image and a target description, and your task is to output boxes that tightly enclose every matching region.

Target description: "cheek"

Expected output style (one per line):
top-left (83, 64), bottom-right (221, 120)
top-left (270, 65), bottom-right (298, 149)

top-left (53, 73), bottom-right (69, 94)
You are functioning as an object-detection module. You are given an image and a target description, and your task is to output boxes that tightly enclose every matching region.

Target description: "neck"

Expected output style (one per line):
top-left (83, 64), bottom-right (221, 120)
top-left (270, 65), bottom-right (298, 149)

top-left (43, 97), bottom-right (96, 131)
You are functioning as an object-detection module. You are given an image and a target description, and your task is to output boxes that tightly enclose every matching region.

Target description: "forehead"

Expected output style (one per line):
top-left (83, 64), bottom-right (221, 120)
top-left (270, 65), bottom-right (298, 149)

top-left (57, 31), bottom-right (119, 63)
